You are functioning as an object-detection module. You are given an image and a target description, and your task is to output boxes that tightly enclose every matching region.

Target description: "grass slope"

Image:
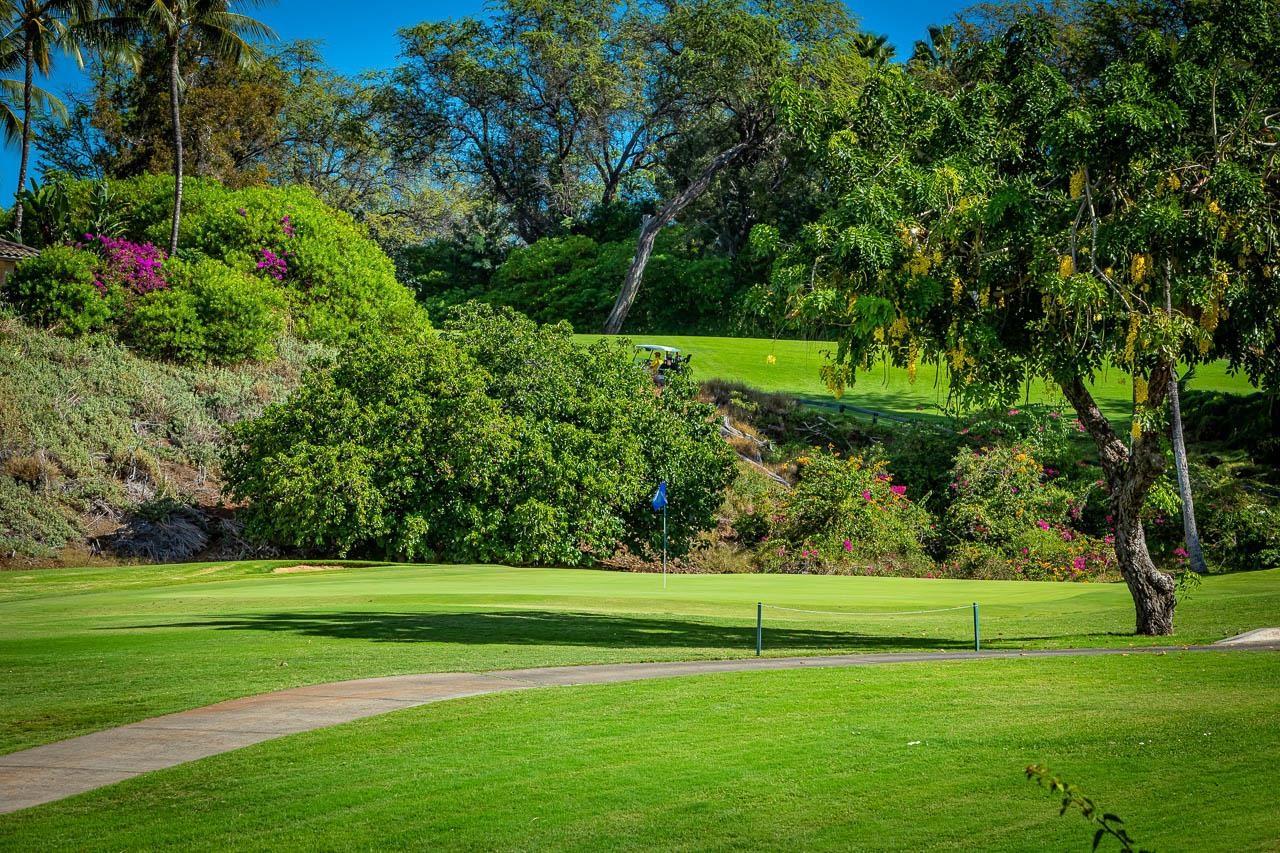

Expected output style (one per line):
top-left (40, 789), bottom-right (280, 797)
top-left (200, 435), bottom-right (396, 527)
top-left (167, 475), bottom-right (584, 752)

top-left (0, 314), bottom-right (327, 563)
top-left (580, 334), bottom-right (1257, 421)
top-left (1, 561), bottom-right (1276, 754)
top-left (1, 652), bottom-right (1276, 850)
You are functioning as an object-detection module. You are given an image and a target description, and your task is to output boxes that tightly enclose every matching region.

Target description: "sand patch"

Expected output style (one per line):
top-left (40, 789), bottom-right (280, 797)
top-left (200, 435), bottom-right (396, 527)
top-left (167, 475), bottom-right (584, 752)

top-left (272, 563), bottom-right (350, 575)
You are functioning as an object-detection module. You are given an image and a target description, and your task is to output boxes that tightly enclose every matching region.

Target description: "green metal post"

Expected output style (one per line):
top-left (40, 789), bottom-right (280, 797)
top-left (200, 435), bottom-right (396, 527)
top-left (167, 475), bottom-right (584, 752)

top-left (756, 602), bottom-right (763, 656)
top-left (972, 602), bottom-right (980, 651)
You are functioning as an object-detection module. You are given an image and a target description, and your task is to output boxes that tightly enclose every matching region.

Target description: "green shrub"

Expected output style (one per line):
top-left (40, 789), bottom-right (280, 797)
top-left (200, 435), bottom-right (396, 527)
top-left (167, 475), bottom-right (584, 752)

top-left (128, 260), bottom-right (283, 365)
top-left (225, 304), bottom-right (735, 563)
top-left (761, 450), bottom-right (934, 573)
top-left (126, 286), bottom-right (206, 363)
top-left (940, 444), bottom-right (1114, 580)
top-left (43, 175), bottom-right (424, 347)
top-left (3, 246), bottom-right (116, 335)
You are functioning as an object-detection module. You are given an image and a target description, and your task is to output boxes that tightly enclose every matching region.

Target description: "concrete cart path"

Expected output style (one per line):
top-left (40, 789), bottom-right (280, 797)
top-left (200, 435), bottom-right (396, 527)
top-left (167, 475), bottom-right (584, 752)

top-left (3, 642), bottom-right (1277, 815)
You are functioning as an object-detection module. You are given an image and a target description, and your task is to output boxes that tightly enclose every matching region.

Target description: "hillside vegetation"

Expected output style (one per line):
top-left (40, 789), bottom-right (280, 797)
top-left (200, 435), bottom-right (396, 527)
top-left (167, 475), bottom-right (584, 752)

top-left (0, 312), bottom-right (328, 565)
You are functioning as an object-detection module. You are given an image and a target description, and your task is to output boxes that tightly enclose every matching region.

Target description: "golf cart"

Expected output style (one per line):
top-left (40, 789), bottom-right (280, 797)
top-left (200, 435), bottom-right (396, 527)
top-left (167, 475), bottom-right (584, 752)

top-left (635, 344), bottom-right (692, 386)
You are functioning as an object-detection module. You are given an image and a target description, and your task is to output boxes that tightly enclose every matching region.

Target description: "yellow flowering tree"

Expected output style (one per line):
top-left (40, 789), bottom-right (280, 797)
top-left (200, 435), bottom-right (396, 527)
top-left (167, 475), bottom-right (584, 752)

top-left (753, 3), bottom-right (1280, 634)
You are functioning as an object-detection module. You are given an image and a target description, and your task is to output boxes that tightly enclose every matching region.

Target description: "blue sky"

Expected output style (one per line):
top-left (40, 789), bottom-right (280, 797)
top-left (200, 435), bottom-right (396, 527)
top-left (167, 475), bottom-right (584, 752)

top-left (0, 0), bottom-right (971, 204)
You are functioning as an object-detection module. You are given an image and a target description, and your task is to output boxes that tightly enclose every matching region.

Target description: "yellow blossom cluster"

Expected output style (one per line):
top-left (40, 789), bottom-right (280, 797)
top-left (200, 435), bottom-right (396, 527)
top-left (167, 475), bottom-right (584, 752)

top-left (1069, 167), bottom-right (1086, 199)
top-left (1130, 253), bottom-right (1149, 284)
top-left (950, 274), bottom-right (963, 304)
top-left (905, 253), bottom-right (931, 276)
top-left (1131, 419), bottom-right (1143, 440)
top-left (1134, 375), bottom-right (1148, 403)
top-left (1058, 255), bottom-right (1075, 278)
top-left (1207, 199), bottom-right (1222, 216)
top-left (1123, 313), bottom-right (1141, 364)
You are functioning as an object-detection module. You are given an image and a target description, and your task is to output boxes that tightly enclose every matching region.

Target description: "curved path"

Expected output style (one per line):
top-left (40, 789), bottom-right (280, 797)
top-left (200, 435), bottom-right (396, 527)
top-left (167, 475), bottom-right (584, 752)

top-left (3, 642), bottom-right (1277, 814)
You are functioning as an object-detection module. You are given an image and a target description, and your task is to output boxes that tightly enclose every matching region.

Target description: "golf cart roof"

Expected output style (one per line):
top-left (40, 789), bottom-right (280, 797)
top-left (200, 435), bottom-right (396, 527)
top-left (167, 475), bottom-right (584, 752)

top-left (634, 344), bottom-right (681, 353)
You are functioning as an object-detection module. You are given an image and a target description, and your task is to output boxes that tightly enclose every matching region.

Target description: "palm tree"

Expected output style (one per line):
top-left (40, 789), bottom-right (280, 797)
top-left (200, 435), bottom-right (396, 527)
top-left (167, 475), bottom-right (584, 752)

top-left (852, 32), bottom-right (896, 68)
top-left (1, 0), bottom-right (96, 234)
top-left (115, 0), bottom-right (275, 254)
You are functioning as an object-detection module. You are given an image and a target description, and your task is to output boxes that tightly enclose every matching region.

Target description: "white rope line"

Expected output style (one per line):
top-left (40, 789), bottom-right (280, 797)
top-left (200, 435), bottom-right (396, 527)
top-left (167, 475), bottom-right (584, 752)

top-left (760, 604), bottom-right (973, 617)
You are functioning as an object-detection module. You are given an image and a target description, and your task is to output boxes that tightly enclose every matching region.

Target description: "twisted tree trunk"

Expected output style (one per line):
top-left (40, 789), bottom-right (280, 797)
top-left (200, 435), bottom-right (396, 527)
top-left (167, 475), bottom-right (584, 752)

top-left (168, 37), bottom-right (184, 257)
top-left (1062, 366), bottom-right (1178, 635)
top-left (603, 140), bottom-right (751, 334)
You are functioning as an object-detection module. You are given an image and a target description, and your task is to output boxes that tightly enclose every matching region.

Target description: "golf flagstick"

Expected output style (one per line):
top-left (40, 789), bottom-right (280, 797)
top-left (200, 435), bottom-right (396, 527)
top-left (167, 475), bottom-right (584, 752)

top-left (652, 481), bottom-right (668, 589)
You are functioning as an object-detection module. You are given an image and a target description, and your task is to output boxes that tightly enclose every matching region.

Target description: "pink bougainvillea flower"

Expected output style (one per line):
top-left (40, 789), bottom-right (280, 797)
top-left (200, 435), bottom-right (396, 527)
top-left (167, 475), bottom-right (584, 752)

top-left (842, 538), bottom-right (853, 553)
top-left (1008, 409), bottom-right (1020, 416)
top-left (1173, 546), bottom-right (1188, 558)
top-left (862, 490), bottom-right (872, 501)
top-left (1036, 519), bottom-right (1051, 530)
top-left (1073, 556), bottom-right (1087, 571)
top-left (890, 485), bottom-right (906, 496)
top-left (875, 473), bottom-right (891, 481)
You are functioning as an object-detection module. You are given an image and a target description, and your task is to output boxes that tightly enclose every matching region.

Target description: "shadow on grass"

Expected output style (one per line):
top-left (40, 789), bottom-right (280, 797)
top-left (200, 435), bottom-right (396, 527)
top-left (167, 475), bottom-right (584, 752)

top-left (116, 610), bottom-right (973, 652)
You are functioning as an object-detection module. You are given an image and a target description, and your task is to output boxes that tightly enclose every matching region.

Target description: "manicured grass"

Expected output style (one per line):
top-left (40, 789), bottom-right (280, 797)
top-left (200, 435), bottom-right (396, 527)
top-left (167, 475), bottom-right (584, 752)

top-left (1, 561), bottom-right (1276, 754)
top-left (2, 652), bottom-right (1276, 850)
top-left (581, 334), bottom-right (1258, 421)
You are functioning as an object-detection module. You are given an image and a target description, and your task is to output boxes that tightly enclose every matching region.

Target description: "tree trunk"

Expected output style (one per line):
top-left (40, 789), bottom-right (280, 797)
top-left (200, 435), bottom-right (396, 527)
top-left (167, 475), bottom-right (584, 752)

top-left (13, 36), bottom-right (34, 236)
top-left (603, 140), bottom-right (751, 334)
top-left (168, 38), bottom-right (184, 257)
top-left (1167, 371), bottom-right (1207, 573)
top-left (1061, 370), bottom-right (1178, 635)
top-left (1163, 260), bottom-right (1207, 574)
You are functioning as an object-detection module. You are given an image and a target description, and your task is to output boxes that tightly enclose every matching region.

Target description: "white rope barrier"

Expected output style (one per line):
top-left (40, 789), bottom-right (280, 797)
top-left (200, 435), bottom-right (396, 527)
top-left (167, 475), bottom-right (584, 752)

top-left (760, 603), bottom-right (973, 617)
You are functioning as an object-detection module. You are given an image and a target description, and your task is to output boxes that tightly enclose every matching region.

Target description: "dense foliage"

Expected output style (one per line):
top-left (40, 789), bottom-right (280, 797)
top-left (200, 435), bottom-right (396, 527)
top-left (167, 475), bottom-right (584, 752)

top-left (225, 305), bottom-right (734, 564)
top-left (1, 176), bottom-right (424, 362)
top-left (748, 0), bottom-right (1280, 633)
top-left (414, 228), bottom-right (742, 334)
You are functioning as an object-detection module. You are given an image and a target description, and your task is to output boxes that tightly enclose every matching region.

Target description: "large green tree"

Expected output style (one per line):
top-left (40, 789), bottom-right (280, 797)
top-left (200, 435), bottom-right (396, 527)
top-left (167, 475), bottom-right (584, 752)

top-left (225, 304), bottom-right (734, 563)
top-left (755, 1), bottom-right (1280, 634)
top-left (386, 0), bottom-right (658, 245)
top-left (602, 0), bottom-right (864, 333)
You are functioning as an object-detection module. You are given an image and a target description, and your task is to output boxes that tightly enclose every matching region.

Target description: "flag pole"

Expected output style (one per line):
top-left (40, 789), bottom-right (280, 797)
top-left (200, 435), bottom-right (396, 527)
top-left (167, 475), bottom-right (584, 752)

top-left (662, 503), bottom-right (667, 589)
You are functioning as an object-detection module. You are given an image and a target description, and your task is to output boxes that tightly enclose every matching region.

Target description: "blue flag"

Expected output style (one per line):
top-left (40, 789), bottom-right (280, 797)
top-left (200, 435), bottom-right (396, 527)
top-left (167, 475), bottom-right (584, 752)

top-left (651, 481), bottom-right (668, 511)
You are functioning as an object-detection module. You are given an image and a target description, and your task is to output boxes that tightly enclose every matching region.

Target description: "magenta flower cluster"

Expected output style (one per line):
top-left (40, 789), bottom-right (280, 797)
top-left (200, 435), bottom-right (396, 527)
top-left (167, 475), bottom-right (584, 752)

top-left (84, 233), bottom-right (168, 295)
top-left (257, 248), bottom-right (289, 280)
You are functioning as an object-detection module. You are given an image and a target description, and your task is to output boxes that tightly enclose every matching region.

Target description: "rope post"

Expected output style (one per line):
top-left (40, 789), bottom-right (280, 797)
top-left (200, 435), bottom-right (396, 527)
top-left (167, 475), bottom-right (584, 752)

top-left (756, 602), bottom-right (763, 656)
top-left (972, 602), bottom-right (980, 651)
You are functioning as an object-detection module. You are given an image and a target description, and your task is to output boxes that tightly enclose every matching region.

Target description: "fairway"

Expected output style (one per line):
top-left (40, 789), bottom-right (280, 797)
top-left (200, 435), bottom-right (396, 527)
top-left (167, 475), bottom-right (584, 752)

top-left (2, 652), bottom-right (1277, 851)
top-left (580, 334), bottom-right (1258, 421)
top-left (2, 561), bottom-right (1276, 755)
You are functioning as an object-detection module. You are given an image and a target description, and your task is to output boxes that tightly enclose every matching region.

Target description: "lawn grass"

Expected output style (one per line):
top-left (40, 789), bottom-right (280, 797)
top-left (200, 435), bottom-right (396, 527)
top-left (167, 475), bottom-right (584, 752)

top-left (1, 561), bottom-right (1276, 755)
top-left (2, 651), bottom-right (1276, 851)
top-left (580, 334), bottom-right (1258, 421)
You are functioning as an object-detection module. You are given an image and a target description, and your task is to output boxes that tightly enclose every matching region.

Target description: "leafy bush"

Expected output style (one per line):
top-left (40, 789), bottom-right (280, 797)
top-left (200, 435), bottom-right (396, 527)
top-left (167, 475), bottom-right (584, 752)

top-left (127, 260), bottom-right (283, 365)
top-left (3, 246), bottom-right (117, 335)
top-left (126, 286), bottom-right (206, 363)
top-left (940, 444), bottom-right (1114, 581)
top-left (225, 304), bottom-right (735, 563)
top-left (761, 450), bottom-right (934, 573)
top-left (37, 175), bottom-right (424, 347)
